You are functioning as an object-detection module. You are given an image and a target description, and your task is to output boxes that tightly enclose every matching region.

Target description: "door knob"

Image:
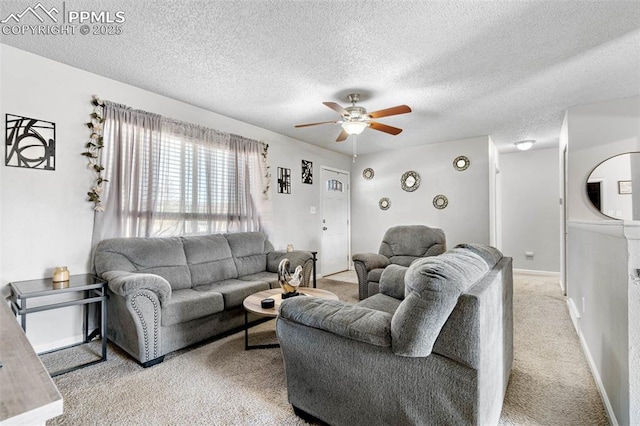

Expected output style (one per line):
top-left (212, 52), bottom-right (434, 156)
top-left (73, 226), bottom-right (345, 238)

top-left (323, 227), bottom-right (328, 230)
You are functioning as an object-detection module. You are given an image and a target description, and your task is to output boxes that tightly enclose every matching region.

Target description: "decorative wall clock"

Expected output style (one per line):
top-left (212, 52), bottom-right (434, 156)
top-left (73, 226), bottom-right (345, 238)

top-left (379, 197), bottom-right (391, 210)
top-left (400, 170), bottom-right (420, 192)
top-left (433, 194), bottom-right (448, 209)
top-left (453, 156), bottom-right (470, 171)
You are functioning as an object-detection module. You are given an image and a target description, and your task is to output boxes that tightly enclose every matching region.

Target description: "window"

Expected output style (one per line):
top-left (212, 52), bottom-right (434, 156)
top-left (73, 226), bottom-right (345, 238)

top-left (93, 101), bottom-right (268, 243)
top-left (327, 179), bottom-right (343, 192)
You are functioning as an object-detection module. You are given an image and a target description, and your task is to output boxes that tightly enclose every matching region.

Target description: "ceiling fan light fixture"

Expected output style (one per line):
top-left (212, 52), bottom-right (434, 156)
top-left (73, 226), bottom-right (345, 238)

top-left (342, 121), bottom-right (368, 135)
top-left (515, 139), bottom-right (535, 151)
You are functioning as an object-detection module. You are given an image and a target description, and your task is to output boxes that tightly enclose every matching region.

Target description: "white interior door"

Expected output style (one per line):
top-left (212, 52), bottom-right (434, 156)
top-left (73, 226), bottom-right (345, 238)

top-left (320, 167), bottom-right (350, 276)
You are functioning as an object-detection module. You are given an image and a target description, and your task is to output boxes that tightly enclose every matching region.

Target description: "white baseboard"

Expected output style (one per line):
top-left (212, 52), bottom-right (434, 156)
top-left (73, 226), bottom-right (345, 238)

top-left (567, 298), bottom-right (581, 328)
top-left (567, 299), bottom-right (619, 426)
top-left (33, 334), bottom-right (84, 354)
top-left (513, 268), bottom-right (560, 277)
top-left (558, 279), bottom-right (566, 294)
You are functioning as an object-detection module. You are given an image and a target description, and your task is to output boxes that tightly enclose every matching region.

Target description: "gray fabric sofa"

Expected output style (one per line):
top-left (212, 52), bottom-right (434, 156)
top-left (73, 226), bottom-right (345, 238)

top-left (352, 225), bottom-right (446, 300)
top-left (277, 244), bottom-right (513, 426)
top-left (93, 232), bottom-right (313, 366)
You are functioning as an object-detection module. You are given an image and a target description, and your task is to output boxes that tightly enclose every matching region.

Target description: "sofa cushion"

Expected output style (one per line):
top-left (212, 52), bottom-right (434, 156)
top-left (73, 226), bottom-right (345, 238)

top-left (94, 237), bottom-right (192, 290)
top-left (379, 225), bottom-right (446, 258)
top-left (357, 293), bottom-right (402, 315)
top-left (378, 265), bottom-right (408, 300)
top-left (161, 288), bottom-right (225, 326)
top-left (182, 234), bottom-right (238, 285)
top-left (388, 255), bottom-right (419, 267)
top-left (391, 247), bottom-right (492, 357)
top-left (367, 268), bottom-right (384, 283)
top-left (194, 279), bottom-right (270, 309)
top-left (239, 271), bottom-right (279, 288)
top-left (225, 232), bottom-right (268, 276)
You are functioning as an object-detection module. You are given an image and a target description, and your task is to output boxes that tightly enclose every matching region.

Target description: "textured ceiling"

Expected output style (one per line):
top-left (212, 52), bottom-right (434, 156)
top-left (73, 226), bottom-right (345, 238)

top-left (1, 1), bottom-right (639, 155)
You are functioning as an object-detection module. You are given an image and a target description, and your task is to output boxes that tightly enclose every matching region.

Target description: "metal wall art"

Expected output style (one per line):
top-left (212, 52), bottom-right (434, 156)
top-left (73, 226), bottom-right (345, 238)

top-left (277, 167), bottom-right (291, 194)
top-left (379, 197), bottom-right (391, 210)
top-left (362, 168), bottom-right (374, 180)
top-left (5, 114), bottom-right (56, 170)
top-left (453, 156), bottom-right (470, 171)
top-left (302, 159), bottom-right (313, 184)
top-left (433, 194), bottom-right (448, 209)
top-left (401, 170), bottom-right (420, 192)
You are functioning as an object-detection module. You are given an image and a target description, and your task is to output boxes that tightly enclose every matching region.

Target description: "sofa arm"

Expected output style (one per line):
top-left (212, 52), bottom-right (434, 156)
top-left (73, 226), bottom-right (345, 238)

top-left (101, 270), bottom-right (171, 305)
top-left (352, 252), bottom-right (390, 271)
top-left (267, 250), bottom-right (314, 287)
top-left (267, 250), bottom-right (312, 271)
top-left (352, 253), bottom-right (391, 300)
top-left (278, 297), bottom-right (392, 347)
top-left (379, 264), bottom-right (407, 300)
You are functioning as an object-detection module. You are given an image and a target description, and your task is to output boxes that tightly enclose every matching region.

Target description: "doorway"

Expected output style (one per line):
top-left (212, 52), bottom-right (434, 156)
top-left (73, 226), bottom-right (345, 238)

top-left (320, 167), bottom-right (350, 276)
top-left (587, 181), bottom-right (602, 211)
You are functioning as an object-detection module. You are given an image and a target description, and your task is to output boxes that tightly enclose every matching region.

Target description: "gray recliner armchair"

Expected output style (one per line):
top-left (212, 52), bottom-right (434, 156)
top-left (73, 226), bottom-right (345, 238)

top-left (277, 244), bottom-right (513, 426)
top-left (352, 225), bottom-right (446, 300)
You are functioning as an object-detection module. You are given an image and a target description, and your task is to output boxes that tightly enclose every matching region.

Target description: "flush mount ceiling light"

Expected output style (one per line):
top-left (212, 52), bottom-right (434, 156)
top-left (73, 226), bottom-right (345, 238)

top-left (514, 139), bottom-right (535, 151)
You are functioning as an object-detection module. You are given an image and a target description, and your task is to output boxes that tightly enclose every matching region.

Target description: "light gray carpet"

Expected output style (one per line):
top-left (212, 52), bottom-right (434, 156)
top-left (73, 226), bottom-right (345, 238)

top-left (42, 273), bottom-right (609, 425)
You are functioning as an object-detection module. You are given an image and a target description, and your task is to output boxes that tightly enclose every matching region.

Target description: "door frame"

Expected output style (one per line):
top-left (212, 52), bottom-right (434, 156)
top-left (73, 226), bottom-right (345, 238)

top-left (319, 165), bottom-right (351, 276)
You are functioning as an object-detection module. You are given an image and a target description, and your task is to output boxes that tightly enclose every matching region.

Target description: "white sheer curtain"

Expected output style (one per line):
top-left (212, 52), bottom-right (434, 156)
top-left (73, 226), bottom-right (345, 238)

top-left (92, 102), bottom-right (162, 245)
top-left (92, 101), bottom-right (269, 245)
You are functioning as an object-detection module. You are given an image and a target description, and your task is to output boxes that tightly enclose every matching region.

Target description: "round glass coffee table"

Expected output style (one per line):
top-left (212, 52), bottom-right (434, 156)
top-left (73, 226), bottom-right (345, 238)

top-left (243, 287), bottom-right (338, 350)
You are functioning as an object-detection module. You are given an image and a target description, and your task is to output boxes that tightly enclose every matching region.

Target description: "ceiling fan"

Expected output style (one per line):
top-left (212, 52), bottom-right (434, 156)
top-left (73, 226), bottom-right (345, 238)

top-left (295, 93), bottom-right (411, 142)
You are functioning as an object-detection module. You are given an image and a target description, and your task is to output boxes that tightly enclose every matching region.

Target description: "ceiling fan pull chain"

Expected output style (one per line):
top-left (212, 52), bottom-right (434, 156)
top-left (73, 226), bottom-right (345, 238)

top-left (352, 135), bottom-right (357, 163)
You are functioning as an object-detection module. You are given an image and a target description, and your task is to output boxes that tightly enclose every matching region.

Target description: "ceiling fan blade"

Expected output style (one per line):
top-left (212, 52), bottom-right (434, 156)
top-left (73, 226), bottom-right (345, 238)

top-left (336, 129), bottom-right (349, 142)
top-left (369, 121), bottom-right (403, 136)
top-left (368, 105), bottom-right (412, 119)
top-left (323, 102), bottom-right (349, 116)
top-left (295, 120), bottom-right (338, 128)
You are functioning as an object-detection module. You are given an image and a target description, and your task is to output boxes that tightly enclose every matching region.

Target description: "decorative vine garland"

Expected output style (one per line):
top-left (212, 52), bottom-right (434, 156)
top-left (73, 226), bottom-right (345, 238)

top-left (262, 143), bottom-right (271, 197)
top-left (82, 96), bottom-right (107, 211)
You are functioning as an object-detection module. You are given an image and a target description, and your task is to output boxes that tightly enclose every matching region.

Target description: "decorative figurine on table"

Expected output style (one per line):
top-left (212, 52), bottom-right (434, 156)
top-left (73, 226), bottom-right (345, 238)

top-left (278, 258), bottom-right (303, 299)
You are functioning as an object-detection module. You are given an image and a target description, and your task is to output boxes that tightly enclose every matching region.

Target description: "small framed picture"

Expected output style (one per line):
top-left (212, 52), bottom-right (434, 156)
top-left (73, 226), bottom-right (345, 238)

top-left (618, 180), bottom-right (632, 194)
top-left (277, 167), bottom-right (291, 194)
top-left (302, 160), bottom-right (313, 184)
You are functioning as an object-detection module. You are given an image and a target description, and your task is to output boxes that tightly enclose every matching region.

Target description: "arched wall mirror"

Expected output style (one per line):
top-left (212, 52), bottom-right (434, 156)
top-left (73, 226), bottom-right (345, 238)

top-left (586, 152), bottom-right (640, 221)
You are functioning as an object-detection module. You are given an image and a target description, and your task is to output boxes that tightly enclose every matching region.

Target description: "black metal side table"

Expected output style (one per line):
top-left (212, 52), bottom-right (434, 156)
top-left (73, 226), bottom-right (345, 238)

top-left (9, 274), bottom-right (107, 377)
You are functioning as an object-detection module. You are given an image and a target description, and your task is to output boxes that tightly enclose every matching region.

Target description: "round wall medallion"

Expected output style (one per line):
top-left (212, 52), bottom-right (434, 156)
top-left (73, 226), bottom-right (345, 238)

top-left (379, 197), bottom-right (391, 210)
top-left (400, 170), bottom-right (421, 192)
top-left (453, 156), bottom-right (470, 171)
top-left (433, 194), bottom-right (448, 209)
top-left (363, 168), bottom-right (374, 180)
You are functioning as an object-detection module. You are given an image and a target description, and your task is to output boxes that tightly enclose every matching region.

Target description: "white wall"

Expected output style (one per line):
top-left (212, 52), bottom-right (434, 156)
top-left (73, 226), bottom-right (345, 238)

top-left (501, 148), bottom-right (560, 272)
top-left (567, 96), bottom-right (640, 221)
top-left (350, 136), bottom-right (491, 255)
top-left (559, 112), bottom-right (569, 290)
top-left (567, 221), bottom-right (638, 426)
top-left (489, 137), bottom-right (502, 248)
top-left (565, 96), bottom-right (640, 425)
top-left (0, 45), bottom-right (350, 350)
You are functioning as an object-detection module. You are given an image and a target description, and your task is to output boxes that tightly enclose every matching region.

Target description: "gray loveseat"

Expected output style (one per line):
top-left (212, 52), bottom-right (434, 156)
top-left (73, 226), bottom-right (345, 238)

top-left (277, 244), bottom-right (513, 425)
top-left (352, 225), bottom-right (446, 300)
top-left (93, 232), bottom-right (313, 366)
